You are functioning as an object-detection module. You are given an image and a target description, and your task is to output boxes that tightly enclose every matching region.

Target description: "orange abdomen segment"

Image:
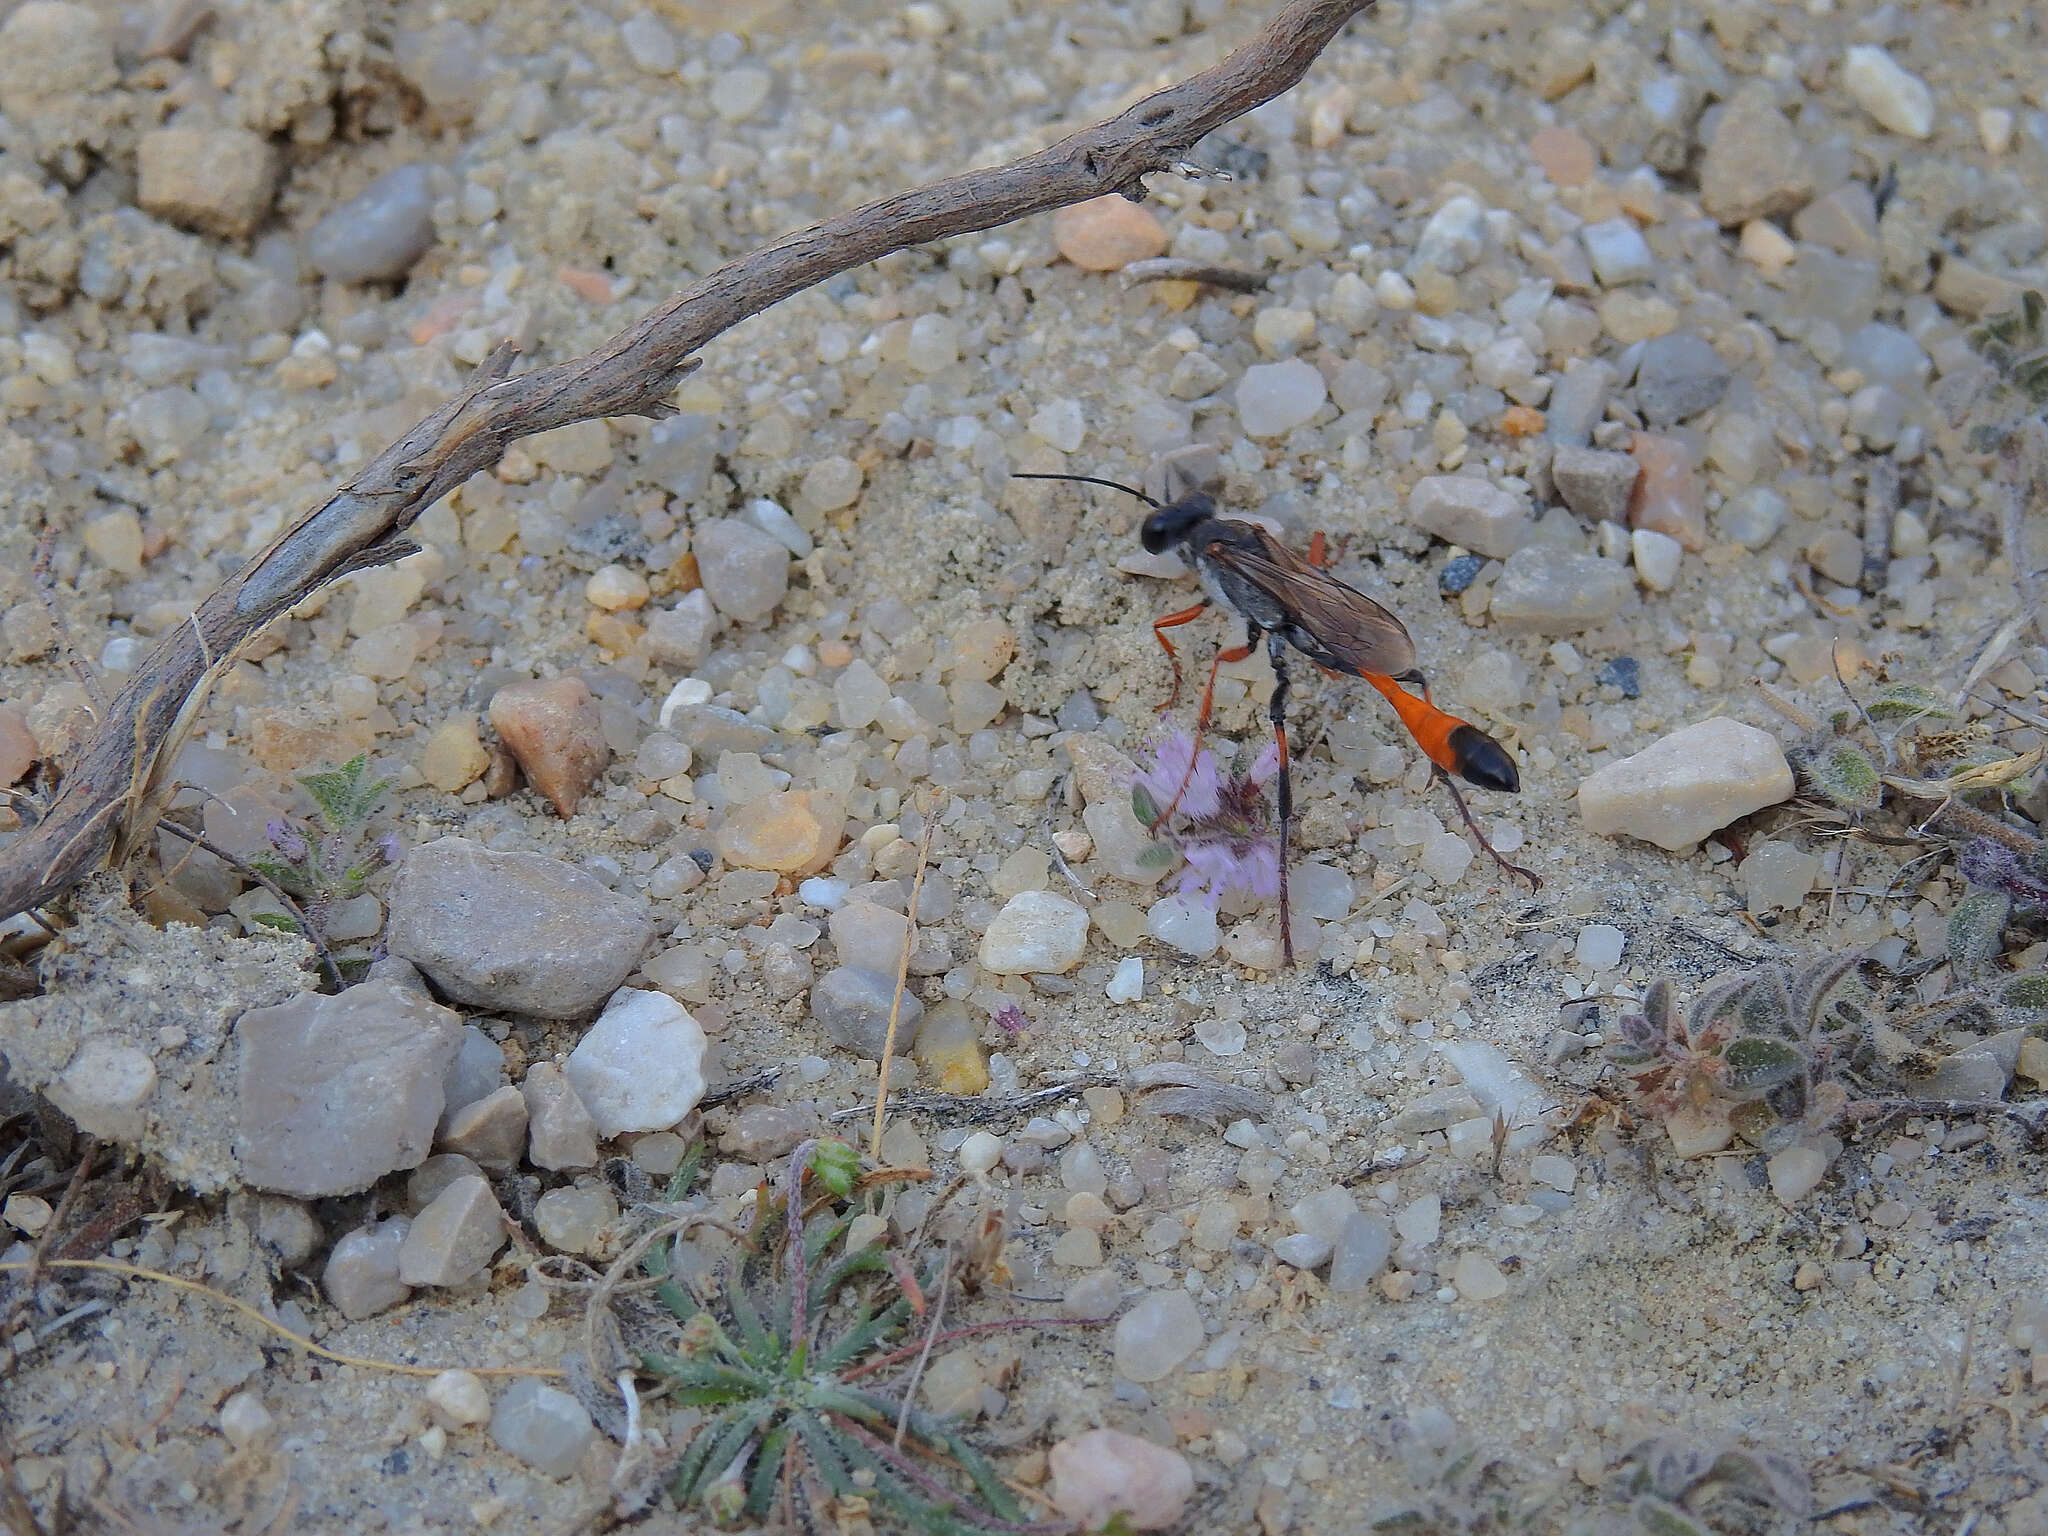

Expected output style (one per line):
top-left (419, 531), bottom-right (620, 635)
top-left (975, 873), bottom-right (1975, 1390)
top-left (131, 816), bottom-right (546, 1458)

top-left (1363, 674), bottom-right (1519, 792)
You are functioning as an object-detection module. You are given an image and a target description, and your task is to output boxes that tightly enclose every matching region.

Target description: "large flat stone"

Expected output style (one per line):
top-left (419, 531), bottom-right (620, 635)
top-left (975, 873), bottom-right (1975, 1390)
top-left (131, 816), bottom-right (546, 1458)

top-left (236, 980), bottom-right (465, 1197)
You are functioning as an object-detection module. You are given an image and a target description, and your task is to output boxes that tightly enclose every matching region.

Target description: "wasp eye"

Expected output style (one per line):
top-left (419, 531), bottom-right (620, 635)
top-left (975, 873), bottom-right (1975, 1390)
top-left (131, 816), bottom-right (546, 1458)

top-left (1140, 513), bottom-right (1173, 553)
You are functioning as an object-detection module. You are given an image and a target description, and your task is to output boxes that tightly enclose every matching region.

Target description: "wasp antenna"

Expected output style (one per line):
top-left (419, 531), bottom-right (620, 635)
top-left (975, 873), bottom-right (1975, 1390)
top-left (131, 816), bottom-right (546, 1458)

top-left (1010, 472), bottom-right (1162, 509)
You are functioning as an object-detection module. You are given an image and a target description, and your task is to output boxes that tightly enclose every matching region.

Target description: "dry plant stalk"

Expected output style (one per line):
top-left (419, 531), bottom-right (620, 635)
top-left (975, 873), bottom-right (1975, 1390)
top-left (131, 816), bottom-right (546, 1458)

top-left (0, 0), bottom-right (1377, 925)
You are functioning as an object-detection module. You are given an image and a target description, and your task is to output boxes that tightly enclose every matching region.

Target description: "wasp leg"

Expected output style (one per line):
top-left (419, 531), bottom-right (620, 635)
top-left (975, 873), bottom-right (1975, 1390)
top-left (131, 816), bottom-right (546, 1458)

top-left (1267, 630), bottom-right (1296, 968)
top-left (1155, 633), bottom-right (1256, 828)
top-left (1151, 602), bottom-right (1209, 713)
top-left (1432, 765), bottom-right (1542, 890)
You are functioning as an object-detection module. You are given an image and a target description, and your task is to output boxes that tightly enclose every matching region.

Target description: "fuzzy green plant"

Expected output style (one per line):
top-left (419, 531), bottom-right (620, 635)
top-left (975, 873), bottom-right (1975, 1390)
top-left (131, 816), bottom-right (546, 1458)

top-left (1614, 1433), bottom-right (1811, 1536)
top-left (1609, 919), bottom-right (2048, 1154)
top-left (243, 753), bottom-right (400, 980)
top-left (1607, 954), bottom-right (1881, 1151)
top-left (638, 1140), bottom-right (1074, 1535)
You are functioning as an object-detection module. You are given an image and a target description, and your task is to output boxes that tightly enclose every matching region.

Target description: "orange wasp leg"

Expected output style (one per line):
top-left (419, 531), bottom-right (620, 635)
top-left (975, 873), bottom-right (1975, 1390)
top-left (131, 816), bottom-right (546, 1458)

top-left (1150, 601), bottom-right (1209, 713)
top-left (1154, 635), bottom-right (1255, 828)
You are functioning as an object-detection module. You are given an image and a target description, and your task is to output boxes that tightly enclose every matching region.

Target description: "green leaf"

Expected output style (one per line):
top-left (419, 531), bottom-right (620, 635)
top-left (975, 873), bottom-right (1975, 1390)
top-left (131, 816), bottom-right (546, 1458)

top-left (810, 1137), bottom-right (860, 1195)
top-left (248, 911), bottom-right (302, 934)
top-left (1130, 783), bottom-right (1159, 827)
top-left (1793, 951), bottom-right (1875, 1039)
top-left (1632, 1495), bottom-right (1713, 1536)
top-left (745, 1421), bottom-right (789, 1518)
top-left (1721, 1037), bottom-right (1806, 1099)
top-left (1947, 889), bottom-right (2012, 976)
top-left (298, 754), bottom-right (391, 831)
top-left (1805, 742), bottom-right (1883, 811)
top-left (665, 1138), bottom-right (705, 1201)
top-left (1997, 970), bottom-right (2048, 1012)
top-left (1136, 840), bottom-right (1178, 869)
top-left (1865, 682), bottom-right (1958, 724)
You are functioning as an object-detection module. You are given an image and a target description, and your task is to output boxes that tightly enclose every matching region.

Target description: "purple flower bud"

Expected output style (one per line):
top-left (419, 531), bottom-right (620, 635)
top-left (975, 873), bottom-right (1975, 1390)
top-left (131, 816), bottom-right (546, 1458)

top-left (267, 819), bottom-right (309, 863)
top-left (993, 1002), bottom-right (1031, 1037)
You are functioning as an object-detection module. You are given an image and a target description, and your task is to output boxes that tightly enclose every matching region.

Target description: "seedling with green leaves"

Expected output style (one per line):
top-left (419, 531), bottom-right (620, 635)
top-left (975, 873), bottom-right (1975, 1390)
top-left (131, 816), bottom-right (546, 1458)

top-left (244, 753), bottom-right (400, 982)
top-left (637, 1140), bottom-right (1075, 1534)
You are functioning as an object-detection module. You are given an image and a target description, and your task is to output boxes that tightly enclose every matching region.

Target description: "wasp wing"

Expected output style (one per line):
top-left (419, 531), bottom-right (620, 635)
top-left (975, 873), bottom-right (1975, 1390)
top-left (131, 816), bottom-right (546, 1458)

top-left (1201, 524), bottom-right (1420, 679)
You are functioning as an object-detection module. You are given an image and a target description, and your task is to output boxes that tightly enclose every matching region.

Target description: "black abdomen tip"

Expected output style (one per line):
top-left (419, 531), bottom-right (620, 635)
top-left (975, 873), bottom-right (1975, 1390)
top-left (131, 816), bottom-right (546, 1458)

top-left (1448, 725), bottom-right (1519, 793)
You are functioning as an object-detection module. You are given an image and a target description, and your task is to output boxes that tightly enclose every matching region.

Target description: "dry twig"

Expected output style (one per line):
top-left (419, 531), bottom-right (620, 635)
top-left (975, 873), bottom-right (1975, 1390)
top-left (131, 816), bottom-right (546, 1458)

top-left (0, 0), bottom-right (1377, 926)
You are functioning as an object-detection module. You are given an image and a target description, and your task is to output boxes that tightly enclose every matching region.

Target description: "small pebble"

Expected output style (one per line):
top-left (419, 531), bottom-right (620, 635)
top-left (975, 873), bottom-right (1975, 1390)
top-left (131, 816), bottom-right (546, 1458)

top-left (1489, 546), bottom-right (1633, 633)
top-left (1236, 358), bottom-right (1327, 438)
top-left (979, 891), bottom-right (1089, 975)
top-left (811, 965), bottom-right (923, 1058)
top-left (307, 165), bottom-right (437, 283)
top-left (1579, 718), bottom-right (1794, 850)
top-left (1767, 1144), bottom-right (1832, 1203)
top-left (1574, 924), bottom-right (1625, 971)
top-left (1451, 1251), bottom-right (1509, 1301)
top-left (488, 675), bottom-right (608, 818)
top-left (490, 1379), bottom-right (594, 1479)
top-left (1551, 445), bottom-right (1640, 524)
top-left (1634, 333), bottom-right (1730, 426)
top-left (957, 1130), bottom-right (1003, 1176)
top-left (1106, 956), bottom-right (1144, 1003)
top-left (710, 65), bottom-right (773, 122)
top-left (397, 1175), bottom-right (506, 1287)
top-left (1595, 656), bottom-right (1640, 697)
top-left (1406, 476), bottom-right (1533, 560)
top-left (1631, 528), bottom-right (1683, 591)
top-left (218, 1392), bottom-right (273, 1450)
top-left (1049, 1429), bottom-right (1194, 1533)
top-left (1113, 1290), bottom-right (1203, 1382)
top-left (385, 838), bottom-right (653, 1017)
top-left (564, 990), bottom-right (707, 1137)
top-left (1053, 196), bottom-right (1168, 271)
top-left (324, 1216), bottom-right (412, 1320)
top-left (1842, 45), bottom-right (1934, 139)
top-left (1580, 218), bottom-right (1654, 287)
top-left (694, 518), bottom-right (790, 622)
top-left (1438, 554), bottom-right (1486, 594)
top-left (427, 1370), bottom-right (491, 1428)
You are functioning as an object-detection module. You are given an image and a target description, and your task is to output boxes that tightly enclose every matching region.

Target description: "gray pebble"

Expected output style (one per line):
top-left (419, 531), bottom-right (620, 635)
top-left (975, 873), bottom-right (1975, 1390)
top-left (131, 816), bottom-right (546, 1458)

top-left (1550, 444), bottom-right (1641, 524)
top-left (694, 518), bottom-right (790, 623)
top-left (438, 1085), bottom-right (527, 1171)
top-left (1488, 545), bottom-right (1635, 633)
top-left (236, 980), bottom-right (465, 1198)
top-left (810, 965), bottom-right (923, 1058)
top-left (438, 1025), bottom-right (505, 1135)
top-left (398, 1174), bottom-right (506, 1287)
top-left (1634, 333), bottom-right (1730, 425)
top-left (1327, 1211), bottom-right (1393, 1293)
top-left (385, 837), bottom-right (654, 1018)
top-left (1544, 360), bottom-right (1615, 446)
top-left (307, 164), bottom-right (437, 284)
top-left (323, 1216), bottom-right (412, 1321)
top-left (1274, 1231), bottom-right (1334, 1270)
top-left (490, 1379), bottom-right (594, 1479)
top-left (522, 1062), bottom-right (599, 1171)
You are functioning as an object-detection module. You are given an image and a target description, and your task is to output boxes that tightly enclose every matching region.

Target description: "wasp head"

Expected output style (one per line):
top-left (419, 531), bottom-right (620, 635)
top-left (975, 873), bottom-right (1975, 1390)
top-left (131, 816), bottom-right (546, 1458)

top-left (1140, 494), bottom-right (1213, 554)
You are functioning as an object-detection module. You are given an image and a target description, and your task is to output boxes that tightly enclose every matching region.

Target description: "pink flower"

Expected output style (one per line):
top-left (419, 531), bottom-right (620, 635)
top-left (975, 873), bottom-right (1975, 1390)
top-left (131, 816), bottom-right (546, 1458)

top-left (1128, 731), bottom-right (1282, 910)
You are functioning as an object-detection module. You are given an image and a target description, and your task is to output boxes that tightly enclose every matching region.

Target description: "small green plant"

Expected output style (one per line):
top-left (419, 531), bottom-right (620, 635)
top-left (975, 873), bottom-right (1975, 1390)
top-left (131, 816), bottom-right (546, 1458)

top-left (1367, 1421), bottom-right (1556, 1533)
top-left (1607, 954), bottom-right (1880, 1152)
top-left (638, 1141), bottom-right (1069, 1534)
top-left (1609, 909), bottom-right (2048, 1157)
top-left (1613, 1434), bottom-right (1811, 1535)
top-left (245, 753), bottom-right (400, 980)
